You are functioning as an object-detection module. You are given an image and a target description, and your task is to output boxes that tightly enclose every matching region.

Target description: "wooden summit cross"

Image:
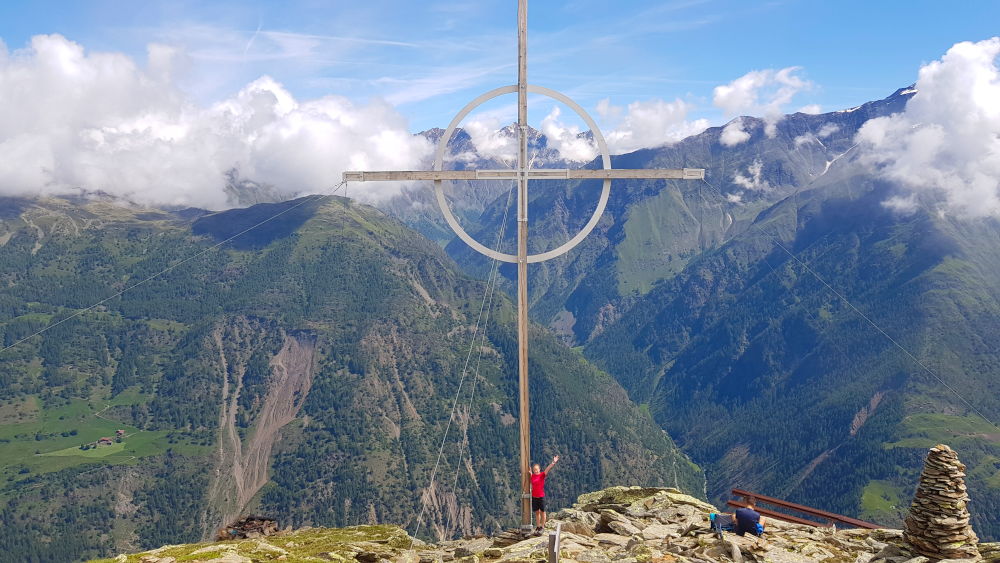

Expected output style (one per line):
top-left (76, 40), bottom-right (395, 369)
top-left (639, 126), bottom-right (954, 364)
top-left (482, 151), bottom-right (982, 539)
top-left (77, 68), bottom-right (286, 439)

top-left (343, 0), bottom-right (704, 531)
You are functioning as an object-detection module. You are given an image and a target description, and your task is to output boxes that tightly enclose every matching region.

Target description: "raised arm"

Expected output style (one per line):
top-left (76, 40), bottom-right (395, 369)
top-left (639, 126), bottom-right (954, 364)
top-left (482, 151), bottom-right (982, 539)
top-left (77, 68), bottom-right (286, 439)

top-left (544, 455), bottom-right (559, 473)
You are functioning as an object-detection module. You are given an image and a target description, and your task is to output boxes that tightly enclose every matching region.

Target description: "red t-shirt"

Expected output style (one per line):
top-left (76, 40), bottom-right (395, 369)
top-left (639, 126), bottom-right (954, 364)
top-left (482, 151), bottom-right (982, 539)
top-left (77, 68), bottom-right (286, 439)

top-left (530, 471), bottom-right (547, 497)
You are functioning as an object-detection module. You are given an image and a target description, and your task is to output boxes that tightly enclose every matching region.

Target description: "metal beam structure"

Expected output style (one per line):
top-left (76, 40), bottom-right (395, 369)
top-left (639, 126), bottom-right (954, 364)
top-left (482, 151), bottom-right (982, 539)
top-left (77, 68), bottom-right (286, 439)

top-left (341, 0), bottom-right (705, 532)
top-left (342, 168), bottom-right (705, 182)
top-left (516, 0), bottom-right (532, 531)
top-left (729, 489), bottom-right (881, 529)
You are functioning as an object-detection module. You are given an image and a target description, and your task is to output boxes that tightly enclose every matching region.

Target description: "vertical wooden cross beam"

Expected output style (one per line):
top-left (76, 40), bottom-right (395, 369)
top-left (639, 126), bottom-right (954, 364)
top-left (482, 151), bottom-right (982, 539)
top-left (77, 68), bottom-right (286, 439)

top-left (342, 0), bottom-right (704, 532)
top-left (515, 0), bottom-right (532, 532)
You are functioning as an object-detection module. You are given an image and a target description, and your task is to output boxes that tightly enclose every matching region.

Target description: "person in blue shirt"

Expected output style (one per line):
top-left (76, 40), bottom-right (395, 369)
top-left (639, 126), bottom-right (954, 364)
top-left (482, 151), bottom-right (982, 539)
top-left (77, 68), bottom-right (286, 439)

top-left (734, 497), bottom-right (765, 536)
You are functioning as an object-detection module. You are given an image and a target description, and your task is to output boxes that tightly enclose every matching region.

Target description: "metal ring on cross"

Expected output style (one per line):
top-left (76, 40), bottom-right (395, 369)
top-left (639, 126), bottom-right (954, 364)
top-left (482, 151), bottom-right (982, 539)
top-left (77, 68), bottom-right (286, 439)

top-left (433, 84), bottom-right (612, 263)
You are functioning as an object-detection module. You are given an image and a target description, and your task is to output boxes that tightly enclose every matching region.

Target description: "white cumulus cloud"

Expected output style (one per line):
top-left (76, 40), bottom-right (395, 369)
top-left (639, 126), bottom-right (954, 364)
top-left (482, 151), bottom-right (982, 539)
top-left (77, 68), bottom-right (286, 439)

top-left (882, 194), bottom-right (919, 215)
top-left (713, 67), bottom-right (813, 143)
top-left (856, 37), bottom-right (1000, 218)
top-left (600, 98), bottom-right (709, 155)
top-left (793, 123), bottom-right (840, 147)
top-left (817, 123), bottom-right (840, 138)
top-left (732, 158), bottom-right (769, 191)
top-left (720, 118), bottom-right (752, 147)
top-left (540, 106), bottom-right (598, 162)
top-left (522, 97), bottom-right (708, 161)
top-left (462, 117), bottom-right (517, 163)
top-left (0, 34), bottom-right (431, 209)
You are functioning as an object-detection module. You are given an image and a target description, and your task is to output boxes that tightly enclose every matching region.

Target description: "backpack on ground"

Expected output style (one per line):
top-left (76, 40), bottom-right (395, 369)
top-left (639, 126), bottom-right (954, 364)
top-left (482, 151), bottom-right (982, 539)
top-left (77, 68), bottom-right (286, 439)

top-left (709, 512), bottom-right (735, 539)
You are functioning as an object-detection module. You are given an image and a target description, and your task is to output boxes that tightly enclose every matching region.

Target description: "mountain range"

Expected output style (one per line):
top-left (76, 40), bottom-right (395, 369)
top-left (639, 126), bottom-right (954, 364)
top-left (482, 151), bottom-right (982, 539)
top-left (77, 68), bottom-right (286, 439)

top-left (445, 86), bottom-right (1000, 538)
top-left (0, 83), bottom-right (999, 563)
top-left (0, 196), bottom-right (700, 562)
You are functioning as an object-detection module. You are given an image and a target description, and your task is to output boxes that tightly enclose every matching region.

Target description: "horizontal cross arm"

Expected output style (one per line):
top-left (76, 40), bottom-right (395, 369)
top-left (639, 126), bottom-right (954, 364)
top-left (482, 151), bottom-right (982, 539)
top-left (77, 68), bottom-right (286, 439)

top-left (568, 168), bottom-right (705, 180)
top-left (342, 168), bottom-right (704, 183)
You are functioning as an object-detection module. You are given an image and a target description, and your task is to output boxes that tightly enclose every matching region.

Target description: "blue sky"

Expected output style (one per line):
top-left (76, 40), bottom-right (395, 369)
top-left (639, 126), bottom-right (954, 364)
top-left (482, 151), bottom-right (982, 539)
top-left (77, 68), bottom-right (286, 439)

top-left (2, 0), bottom-right (998, 132)
top-left (1, 1), bottom-right (998, 210)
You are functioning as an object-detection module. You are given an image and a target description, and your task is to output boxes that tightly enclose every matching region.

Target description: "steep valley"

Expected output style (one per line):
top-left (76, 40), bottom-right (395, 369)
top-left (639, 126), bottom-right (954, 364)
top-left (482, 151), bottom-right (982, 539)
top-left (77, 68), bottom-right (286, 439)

top-left (445, 87), bottom-right (1000, 539)
top-left (2, 83), bottom-right (1000, 562)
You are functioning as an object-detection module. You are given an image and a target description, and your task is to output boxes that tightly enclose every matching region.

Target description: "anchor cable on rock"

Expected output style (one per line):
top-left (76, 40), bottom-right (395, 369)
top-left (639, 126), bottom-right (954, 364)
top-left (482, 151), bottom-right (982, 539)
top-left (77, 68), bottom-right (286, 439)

top-left (444, 178), bottom-right (518, 538)
top-left (411, 178), bottom-right (517, 542)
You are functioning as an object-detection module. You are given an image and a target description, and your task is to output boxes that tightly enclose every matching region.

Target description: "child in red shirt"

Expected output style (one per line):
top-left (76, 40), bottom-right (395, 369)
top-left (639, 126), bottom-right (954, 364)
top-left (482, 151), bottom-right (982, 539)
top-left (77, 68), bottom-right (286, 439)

top-left (529, 455), bottom-right (559, 533)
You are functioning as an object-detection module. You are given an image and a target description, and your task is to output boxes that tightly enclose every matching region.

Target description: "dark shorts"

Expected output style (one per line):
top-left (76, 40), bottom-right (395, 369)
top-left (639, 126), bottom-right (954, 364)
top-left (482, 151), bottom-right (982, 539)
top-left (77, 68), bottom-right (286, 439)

top-left (531, 497), bottom-right (545, 512)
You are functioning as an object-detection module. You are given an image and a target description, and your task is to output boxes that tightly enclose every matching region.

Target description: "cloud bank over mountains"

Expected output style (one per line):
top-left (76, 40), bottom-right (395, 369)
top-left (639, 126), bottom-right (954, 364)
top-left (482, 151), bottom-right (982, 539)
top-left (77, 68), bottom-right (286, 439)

top-left (598, 98), bottom-right (710, 156)
top-left (713, 67), bottom-right (814, 146)
top-left (537, 65), bottom-right (818, 159)
top-left (0, 34), bottom-right (430, 209)
top-left (2, 32), bottom-right (998, 218)
top-left (857, 37), bottom-right (1000, 218)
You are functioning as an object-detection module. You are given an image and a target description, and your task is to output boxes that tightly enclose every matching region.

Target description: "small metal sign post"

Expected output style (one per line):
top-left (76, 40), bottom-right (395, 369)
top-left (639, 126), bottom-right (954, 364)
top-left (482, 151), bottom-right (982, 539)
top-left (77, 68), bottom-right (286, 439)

top-left (548, 522), bottom-right (562, 563)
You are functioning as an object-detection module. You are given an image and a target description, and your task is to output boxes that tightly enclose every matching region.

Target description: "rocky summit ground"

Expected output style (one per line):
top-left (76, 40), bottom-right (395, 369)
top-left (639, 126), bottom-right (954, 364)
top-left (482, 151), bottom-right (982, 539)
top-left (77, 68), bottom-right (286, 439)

top-left (91, 486), bottom-right (1000, 563)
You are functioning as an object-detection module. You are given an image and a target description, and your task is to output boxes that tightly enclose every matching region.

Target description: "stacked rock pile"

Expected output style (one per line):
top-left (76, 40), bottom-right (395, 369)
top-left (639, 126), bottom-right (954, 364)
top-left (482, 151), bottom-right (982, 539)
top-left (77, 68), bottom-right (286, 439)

top-left (903, 444), bottom-right (980, 560)
top-left (215, 515), bottom-right (280, 540)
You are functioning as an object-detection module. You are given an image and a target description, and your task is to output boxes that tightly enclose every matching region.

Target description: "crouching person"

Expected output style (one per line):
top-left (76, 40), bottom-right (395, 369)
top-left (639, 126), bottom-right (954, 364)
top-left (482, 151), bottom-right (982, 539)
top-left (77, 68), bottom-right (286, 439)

top-left (734, 497), bottom-right (765, 537)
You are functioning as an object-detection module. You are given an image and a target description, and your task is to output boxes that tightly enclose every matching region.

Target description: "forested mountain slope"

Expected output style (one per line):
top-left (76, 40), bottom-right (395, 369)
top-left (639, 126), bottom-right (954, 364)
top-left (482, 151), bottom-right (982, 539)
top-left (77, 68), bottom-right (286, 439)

top-left (584, 161), bottom-right (1000, 539)
top-left (439, 87), bottom-right (1000, 540)
top-left (0, 196), bottom-right (701, 562)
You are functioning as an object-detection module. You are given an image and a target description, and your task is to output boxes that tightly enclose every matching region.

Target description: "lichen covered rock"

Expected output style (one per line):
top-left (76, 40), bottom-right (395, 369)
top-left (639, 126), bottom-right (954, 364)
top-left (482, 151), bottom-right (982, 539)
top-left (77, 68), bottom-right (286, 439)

top-left (93, 525), bottom-right (415, 563)
top-left (575, 486), bottom-right (681, 507)
top-left (92, 472), bottom-right (992, 563)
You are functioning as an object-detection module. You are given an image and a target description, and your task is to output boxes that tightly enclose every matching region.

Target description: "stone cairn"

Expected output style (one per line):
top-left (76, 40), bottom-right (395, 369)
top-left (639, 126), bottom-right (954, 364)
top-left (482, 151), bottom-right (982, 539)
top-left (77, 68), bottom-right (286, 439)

top-left (216, 515), bottom-right (279, 540)
top-left (903, 444), bottom-right (979, 560)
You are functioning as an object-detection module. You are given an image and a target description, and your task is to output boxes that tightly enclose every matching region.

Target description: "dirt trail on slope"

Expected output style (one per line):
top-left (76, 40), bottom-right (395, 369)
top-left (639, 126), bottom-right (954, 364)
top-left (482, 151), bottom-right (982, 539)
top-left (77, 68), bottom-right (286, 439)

top-left (204, 325), bottom-right (316, 538)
